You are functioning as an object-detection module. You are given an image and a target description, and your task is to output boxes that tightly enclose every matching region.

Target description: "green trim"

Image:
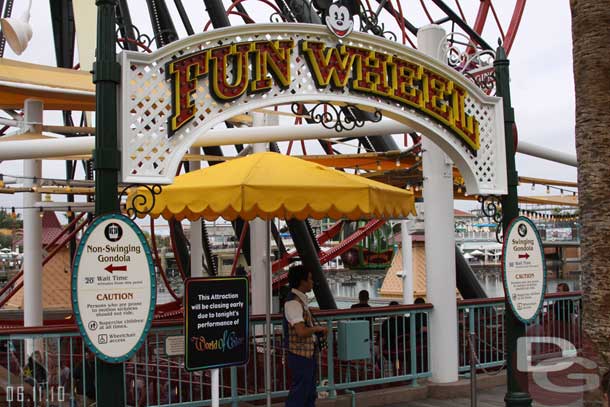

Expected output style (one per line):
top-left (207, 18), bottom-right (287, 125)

top-left (71, 213), bottom-right (157, 363)
top-left (502, 216), bottom-right (547, 324)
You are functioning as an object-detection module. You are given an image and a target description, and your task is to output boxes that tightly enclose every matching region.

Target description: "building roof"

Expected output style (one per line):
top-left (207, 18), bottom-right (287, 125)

top-left (379, 242), bottom-right (427, 299)
top-left (454, 209), bottom-right (475, 218)
top-left (379, 241), bottom-right (461, 300)
top-left (4, 248), bottom-right (71, 311)
top-left (15, 212), bottom-right (65, 247)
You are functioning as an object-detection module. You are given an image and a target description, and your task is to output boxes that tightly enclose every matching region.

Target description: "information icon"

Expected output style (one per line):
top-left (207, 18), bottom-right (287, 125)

top-left (88, 321), bottom-right (98, 331)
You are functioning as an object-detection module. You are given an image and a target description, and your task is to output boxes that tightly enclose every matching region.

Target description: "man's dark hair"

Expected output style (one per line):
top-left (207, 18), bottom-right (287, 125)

top-left (414, 297), bottom-right (425, 304)
top-left (288, 265), bottom-right (310, 289)
top-left (358, 290), bottom-right (369, 302)
top-left (389, 301), bottom-right (399, 306)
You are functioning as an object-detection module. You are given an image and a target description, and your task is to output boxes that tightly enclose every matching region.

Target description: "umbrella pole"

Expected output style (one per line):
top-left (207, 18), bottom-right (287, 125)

top-left (265, 220), bottom-right (272, 406)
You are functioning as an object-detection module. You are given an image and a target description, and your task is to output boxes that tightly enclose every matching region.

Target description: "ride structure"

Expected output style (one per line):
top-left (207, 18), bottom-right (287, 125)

top-left (0, 2), bottom-right (583, 405)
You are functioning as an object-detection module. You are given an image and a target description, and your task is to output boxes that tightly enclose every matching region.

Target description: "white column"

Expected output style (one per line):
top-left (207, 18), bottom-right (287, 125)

top-left (23, 99), bottom-right (43, 335)
top-left (401, 220), bottom-right (414, 304)
top-left (249, 114), bottom-right (269, 315)
top-left (418, 25), bottom-right (459, 383)
top-left (189, 147), bottom-right (204, 278)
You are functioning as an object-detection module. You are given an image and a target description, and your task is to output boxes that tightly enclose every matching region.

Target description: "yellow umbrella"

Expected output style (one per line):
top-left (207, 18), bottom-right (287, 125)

top-left (130, 152), bottom-right (416, 220)
top-left (128, 151), bottom-right (414, 405)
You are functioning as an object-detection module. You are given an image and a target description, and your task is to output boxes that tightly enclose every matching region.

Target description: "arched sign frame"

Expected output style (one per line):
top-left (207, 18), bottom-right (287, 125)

top-left (120, 23), bottom-right (506, 195)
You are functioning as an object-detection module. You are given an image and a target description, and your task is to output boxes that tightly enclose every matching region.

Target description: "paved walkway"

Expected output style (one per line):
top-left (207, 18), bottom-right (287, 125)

top-left (384, 385), bottom-right (583, 407)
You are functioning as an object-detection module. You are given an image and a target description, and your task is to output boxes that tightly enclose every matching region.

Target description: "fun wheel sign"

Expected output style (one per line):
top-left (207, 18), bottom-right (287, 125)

top-left (120, 23), bottom-right (506, 196)
top-left (72, 214), bottom-right (156, 363)
top-left (502, 216), bottom-right (546, 323)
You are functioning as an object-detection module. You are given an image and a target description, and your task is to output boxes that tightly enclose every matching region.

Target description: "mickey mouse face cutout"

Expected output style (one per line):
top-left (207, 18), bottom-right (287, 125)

top-left (325, 2), bottom-right (353, 38)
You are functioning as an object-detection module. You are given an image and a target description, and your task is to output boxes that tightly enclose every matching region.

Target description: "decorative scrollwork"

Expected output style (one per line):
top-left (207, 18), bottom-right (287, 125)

top-left (440, 32), bottom-right (496, 94)
top-left (478, 195), bottom-right (502, 223)
top-left (495, 223), bottom-right (503, 244)
top-left (291, 103), bottom-right (382, 133)
top-left (478, 195), bottom-right (503, 243)
top-left (269, 12), bottom-right (286, 23)
top-left (120, 184), bottom-right (163, 219)
top-left (358, 10), bottom-right (397, 41)
top-left (116, 24), bottom-right (178, 52)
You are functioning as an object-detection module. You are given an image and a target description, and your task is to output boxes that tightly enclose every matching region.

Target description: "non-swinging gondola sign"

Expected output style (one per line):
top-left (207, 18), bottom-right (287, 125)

top-left (502, 216), bottom-right (546, 323)
top-left (72, 213), bottom-right (156, 363)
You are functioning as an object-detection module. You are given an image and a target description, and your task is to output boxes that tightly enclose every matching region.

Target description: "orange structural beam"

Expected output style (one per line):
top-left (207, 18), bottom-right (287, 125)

top-left (0, 59), bottom-right (95, 111)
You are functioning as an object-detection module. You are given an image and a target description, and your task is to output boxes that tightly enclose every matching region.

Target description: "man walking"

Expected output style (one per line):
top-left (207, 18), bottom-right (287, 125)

top-left (283, 265), bottom-right (328, 407)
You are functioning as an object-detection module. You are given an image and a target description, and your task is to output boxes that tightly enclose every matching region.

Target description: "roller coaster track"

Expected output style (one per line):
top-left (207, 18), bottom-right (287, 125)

top-left (272, 218), bottom-right (386, 287)
top-left (271, 220), bottom-right (345, 273)
top-left (0, 212), bottom-right (90, 309)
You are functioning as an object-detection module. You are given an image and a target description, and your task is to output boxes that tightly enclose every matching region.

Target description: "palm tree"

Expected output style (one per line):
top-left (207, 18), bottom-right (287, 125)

top-left (571, 0), bottom-right (610, 403)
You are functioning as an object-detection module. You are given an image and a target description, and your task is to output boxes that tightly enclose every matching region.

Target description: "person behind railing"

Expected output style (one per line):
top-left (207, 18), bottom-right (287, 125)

top-left (553, 283), bottom-right (576, 321)
top-left (0, 339), bottom-right (21, 375)
top-left (381, 301), bottom-right (406, 356)
top-left (379, 299), bottom-right (426, 374)
top-left (23, 350), bottom-right (47, 389)
top-left (350, 289), bottom-right (374, 336)
top-left (73, 349), bottom-right (96, 403)
top-left (413, 297), bottom-right (427, 328)
top-left (283, 265), bottom-right (328, 407)
top-left (350, 290), bottom-right (371, 309)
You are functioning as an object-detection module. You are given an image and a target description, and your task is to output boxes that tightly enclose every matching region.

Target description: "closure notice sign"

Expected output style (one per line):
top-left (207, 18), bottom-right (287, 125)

top-left (72, 214), bottom-right (156, 363)
top-left (185, 277), bottom-right (249, 371)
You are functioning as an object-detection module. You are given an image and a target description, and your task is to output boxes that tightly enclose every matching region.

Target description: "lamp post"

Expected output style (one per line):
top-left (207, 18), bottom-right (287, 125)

top-left (94, 1), bottom-right (124, 405)
top-left (495, 43), bottom-right (532, 407)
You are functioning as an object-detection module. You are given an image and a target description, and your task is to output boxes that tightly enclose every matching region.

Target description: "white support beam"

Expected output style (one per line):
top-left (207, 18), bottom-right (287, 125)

top-left (418, 25), bottom-right (459, 384)
top-left (0, 120), bottom-right (578, 168)
top-left (516, 141), bottom-right (577, 167)
top-left (189, 146), bottom-right (204, 278)
top-left (22, 100), bottom-right (43, 339)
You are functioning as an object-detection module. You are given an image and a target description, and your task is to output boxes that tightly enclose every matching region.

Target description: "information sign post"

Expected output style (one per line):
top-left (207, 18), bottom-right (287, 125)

top-left (72, 214), bottom-right (156, 362)
top-left (94, 1), bottom-right (124, 405)
top-left (184, 277), bottom-right (250, 371)
top-left (496, 45), bottom-right (533, 407)
top-left (503, 217), bottom-right (546, 323)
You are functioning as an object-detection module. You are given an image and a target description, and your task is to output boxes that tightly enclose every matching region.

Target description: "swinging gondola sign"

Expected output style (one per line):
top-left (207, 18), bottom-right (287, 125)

top-left (502, 216), bottom-right (546, 323)
top-left (72, 214), bottom-right (156, 363)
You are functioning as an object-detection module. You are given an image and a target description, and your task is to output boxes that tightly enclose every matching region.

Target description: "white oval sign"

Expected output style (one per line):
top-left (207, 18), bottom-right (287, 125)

top-left (502, 216), bottom-right (546, 323)
top-left (72, 214), bottom-right (156, 363)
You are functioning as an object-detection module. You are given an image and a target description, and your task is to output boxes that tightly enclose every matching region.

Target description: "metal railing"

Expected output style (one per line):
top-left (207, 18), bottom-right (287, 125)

top-left (0, 304), bottom-right (432, 406)
top-left (0, 292), bottom-right (582, 406)
top-left (458, 292), bottom-right (582, 372)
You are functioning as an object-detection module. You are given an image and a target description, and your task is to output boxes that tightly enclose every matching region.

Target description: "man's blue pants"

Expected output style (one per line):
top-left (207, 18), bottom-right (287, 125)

top-left (286, 352), bottom-right (317, 407)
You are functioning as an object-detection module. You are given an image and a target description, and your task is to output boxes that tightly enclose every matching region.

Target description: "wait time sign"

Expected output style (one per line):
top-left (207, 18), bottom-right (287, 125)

top-left (72, 214), bottom-right (156, 363)
top-left (502, 216), bottom-right (547, 323)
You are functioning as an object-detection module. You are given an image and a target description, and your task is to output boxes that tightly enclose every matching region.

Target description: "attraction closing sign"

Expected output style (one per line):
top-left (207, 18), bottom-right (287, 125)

top-left (185, 277), bottom-right (249, 371)
top-left (502, 216), bottom-right (546, 323)
top-left (72, 214), bottom-right (156, 363)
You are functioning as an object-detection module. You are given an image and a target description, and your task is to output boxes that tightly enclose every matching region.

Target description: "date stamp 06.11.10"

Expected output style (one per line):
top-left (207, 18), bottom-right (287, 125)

top-left (3, 385), bottom-right (66, 405)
